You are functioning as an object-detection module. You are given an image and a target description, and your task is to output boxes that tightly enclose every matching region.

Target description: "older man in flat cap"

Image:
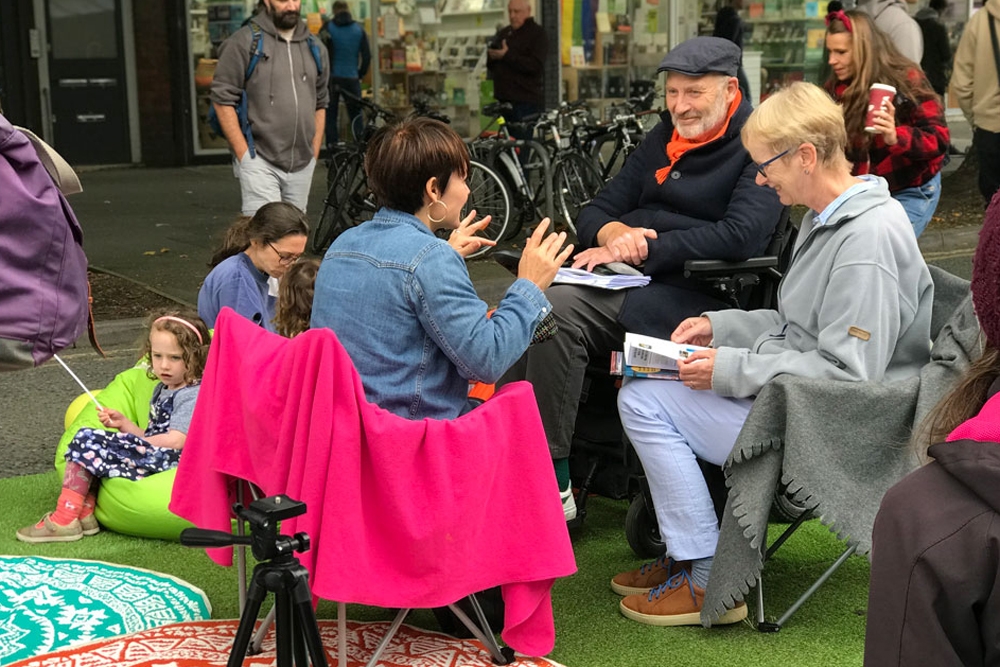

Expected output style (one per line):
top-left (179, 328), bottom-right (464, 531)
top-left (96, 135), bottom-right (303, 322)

top-left (499, 36), bottom-right (783, 522)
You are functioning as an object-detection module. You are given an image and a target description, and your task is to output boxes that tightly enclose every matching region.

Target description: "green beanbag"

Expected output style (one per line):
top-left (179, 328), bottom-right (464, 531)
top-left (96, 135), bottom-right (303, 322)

top-left (55, 366), bottom-right (194, 541)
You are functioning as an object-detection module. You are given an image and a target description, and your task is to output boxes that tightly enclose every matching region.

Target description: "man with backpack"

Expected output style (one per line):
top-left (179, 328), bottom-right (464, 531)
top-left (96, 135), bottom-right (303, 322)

top-left (211, 0), bottom-right (330, 216)
top-left (322, 1), bottom-right (371, 146)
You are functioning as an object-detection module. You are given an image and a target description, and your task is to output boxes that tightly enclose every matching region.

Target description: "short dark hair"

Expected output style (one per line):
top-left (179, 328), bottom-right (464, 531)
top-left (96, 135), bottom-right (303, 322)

top-left (333, 1), bottom-right (349, 12)
top-left (364, 117), bottom-right (470, 214)
top-left (928, 0), bottom-right (947, 12)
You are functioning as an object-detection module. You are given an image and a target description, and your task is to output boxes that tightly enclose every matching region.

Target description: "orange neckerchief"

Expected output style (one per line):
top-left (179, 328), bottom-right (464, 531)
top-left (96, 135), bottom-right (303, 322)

top-left (655, 89), bottom-right (743, 185)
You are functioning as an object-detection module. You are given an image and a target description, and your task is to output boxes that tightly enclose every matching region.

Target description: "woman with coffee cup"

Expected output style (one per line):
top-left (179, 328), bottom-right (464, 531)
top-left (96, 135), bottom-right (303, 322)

top-left (824, 9), bottom-right (948, 237)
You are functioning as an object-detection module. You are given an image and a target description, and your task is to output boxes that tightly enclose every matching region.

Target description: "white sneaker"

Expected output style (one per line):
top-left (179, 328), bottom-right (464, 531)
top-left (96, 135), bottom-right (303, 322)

top-left (560, 482), bottom-right (577, 521)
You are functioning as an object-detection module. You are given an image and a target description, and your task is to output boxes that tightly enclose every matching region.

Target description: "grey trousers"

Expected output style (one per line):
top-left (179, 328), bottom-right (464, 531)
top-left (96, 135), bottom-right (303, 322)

top-left (500, 285), bottom-right (627, 458)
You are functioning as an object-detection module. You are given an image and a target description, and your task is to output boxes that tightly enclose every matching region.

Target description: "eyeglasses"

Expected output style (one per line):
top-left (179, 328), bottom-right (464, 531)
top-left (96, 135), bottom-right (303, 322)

top-left (755, 149), bottom-right (789, 178)
top-left (267, 241), bottom-right (302, 266)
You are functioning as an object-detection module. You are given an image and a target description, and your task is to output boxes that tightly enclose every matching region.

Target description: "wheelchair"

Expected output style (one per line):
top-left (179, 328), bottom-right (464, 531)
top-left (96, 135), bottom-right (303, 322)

top-left (554, 206), bottom-right (798, 557)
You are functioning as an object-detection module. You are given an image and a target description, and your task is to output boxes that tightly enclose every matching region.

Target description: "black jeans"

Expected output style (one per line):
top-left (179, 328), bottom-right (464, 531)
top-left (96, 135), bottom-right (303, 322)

top-left (499, 286), bottom-right (627, 458)
top-left (975, 127), bottom-right (1000, 206)
top-left (326, 78), bottom-right (363, 145)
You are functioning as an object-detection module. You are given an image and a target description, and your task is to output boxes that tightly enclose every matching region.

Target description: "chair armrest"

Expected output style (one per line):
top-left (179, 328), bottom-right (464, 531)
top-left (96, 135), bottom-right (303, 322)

top-left (684, 256), bottom-right (779, 278)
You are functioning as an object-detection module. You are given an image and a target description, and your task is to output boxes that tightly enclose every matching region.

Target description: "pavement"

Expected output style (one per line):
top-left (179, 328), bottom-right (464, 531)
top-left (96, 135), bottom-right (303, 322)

top-left (0, 119), bottom-right (983, 480)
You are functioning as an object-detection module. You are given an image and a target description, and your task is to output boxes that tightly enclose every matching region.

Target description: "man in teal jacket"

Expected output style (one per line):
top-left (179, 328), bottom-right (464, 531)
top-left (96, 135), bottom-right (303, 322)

top-left (322, 0), bottom-right (371, 145)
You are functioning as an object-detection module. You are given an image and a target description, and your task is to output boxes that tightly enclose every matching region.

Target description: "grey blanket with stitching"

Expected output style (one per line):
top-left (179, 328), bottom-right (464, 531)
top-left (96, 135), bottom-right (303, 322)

top-left (702, 266), bottom-right (977, 625)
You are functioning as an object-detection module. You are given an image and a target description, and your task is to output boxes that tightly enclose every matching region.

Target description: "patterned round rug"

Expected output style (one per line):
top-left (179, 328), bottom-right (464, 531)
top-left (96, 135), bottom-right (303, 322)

top-left (0, 555), bottom-right (211, 665)
top-left (5, 620), bottom-right (569, 667)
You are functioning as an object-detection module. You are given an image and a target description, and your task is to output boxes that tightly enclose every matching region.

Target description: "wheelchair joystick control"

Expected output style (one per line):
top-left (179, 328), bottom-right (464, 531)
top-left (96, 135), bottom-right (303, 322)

top-left (181, 495), bottom-right (328, 667)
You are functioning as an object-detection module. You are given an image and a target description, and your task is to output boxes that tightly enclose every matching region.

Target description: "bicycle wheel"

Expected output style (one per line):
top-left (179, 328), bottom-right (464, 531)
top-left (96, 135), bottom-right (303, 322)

top-left (462, 160), bottom-right (511, 259)
top-left (310, 152), bottom-right (375, 254)
top-left (553, 152), bottom-right (604, 236)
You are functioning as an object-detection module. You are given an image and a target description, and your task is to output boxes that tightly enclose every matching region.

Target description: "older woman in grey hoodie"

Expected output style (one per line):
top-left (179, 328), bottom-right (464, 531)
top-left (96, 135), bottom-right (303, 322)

top-left (609, 81), bottom-right (934, 628)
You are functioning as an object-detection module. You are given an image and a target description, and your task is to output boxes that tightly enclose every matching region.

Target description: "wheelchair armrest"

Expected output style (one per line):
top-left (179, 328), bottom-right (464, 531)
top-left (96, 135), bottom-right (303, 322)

top-left (683, 256), bottom-right (779, 279)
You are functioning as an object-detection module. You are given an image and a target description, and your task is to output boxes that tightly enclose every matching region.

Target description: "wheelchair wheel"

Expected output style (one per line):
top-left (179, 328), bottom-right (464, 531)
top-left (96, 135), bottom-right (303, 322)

top-left (553, 152), bottom-right (604, 236)
top-left (310, 152), bottom-right (375, 255)
top-left (625, 494), bottom-right (666, 559)
top-left (462, 160), bottom-right (511, 260)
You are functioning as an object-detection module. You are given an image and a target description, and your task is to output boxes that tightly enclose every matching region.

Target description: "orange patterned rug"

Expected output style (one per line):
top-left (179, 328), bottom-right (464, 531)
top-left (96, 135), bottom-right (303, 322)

top-left (5, 619), bottom-right (569, 667)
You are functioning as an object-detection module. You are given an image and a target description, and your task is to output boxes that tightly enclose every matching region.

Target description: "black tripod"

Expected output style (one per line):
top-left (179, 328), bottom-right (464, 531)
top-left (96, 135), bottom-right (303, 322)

top-left (181, 495), bottom-right (328, 667)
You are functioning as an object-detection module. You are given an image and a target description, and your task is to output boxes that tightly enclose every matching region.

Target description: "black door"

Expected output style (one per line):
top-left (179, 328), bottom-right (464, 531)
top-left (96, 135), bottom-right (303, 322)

top-left (46, 0), bottom-right (130, 164)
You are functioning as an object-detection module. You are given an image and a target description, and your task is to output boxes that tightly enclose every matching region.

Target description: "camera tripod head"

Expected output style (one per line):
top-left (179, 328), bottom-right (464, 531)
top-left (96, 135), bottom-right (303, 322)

top-left (180, 494), bottom-right (311, 562)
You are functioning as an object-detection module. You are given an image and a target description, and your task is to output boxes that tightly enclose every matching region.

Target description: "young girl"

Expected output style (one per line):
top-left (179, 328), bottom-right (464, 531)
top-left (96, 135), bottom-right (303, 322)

top-left (273, 258), bottom-right (320, 338)
top-left (824, 9), bottom-right (948, 237)
top-left (17, 310), bottom-right (210, 543)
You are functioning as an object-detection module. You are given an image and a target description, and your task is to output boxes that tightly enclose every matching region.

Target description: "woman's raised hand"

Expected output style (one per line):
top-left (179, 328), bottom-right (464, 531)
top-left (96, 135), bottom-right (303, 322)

top-left (871, 97), bottom-right (899, 146)
top-left (518, 218), bottom-right (574, 290)
top-left (448, 209), bottom-right (497, 258)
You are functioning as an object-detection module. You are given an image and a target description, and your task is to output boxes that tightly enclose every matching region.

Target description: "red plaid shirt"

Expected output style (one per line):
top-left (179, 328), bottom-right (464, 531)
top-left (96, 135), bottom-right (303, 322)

top-left (826, 69), bottom-right (949, 192)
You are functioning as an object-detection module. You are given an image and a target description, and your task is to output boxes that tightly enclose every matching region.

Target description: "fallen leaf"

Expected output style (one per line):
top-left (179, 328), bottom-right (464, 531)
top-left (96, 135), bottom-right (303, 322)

top-left (159, 248), bottom-right (170, 253)
top-left (143, 251), bottom-right (156, 256)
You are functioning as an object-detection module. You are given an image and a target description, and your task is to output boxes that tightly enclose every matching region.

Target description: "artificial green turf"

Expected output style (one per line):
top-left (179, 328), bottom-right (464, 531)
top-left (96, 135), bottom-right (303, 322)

top-left (1, 472), bottom-right (869, 666)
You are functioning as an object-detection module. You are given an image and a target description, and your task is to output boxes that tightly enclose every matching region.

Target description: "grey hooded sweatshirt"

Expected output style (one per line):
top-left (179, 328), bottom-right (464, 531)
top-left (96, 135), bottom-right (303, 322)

top-left (856, 0), bottom-right (924, 62)
top-left (706, 176), bottom-right (933, 398)
top-left (211, 11), bottom-right (330, 172)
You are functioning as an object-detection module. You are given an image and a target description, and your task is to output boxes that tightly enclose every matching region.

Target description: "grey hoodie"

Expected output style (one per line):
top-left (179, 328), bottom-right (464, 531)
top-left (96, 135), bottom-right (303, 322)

top-left (706, 176), bottom-right (933, 398)
top-left (857, 0), bottom-right (924, 62)
top-left (211, 12), bottom-right (330, 172)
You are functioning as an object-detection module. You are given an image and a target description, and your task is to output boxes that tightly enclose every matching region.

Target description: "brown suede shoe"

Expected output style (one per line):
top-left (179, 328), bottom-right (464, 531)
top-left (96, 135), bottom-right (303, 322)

top-left (16, 513), bottom-right (83, 544)
top-left (80, 513), bottom-right (100, 536)
top-left (619, 571), bottom-right (747, 627)
top-left (610, 556), bottom-right (691, 596)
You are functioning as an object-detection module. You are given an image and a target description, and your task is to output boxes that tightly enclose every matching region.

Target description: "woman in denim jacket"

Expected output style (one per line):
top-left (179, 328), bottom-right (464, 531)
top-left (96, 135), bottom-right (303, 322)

top-left (311, 117), bottom-right (572, 420)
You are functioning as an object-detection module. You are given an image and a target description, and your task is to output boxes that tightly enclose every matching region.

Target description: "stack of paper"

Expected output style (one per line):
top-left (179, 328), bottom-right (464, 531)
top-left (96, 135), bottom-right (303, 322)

top-left (552, 267), bottom-right (651, 290)
top-left (610, 332), bottom-right (710, 380)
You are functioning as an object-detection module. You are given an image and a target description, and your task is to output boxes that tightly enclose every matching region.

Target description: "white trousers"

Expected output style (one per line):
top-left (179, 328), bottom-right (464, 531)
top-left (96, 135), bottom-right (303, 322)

top-left (618, 378), bottom-right (753, 560)
top-left (235, 153), bottom-right (316, 216)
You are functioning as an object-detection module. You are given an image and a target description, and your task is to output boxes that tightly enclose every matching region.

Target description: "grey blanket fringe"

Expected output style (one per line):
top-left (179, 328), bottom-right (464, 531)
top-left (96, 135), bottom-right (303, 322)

top-left (702, 266), bottom-right (978, 626)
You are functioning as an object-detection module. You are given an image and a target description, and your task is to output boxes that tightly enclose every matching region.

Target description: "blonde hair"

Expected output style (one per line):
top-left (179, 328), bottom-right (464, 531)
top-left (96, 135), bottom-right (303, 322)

top-left (274, 258), bottom-right (321, 338)
top-left (741, 81), bottom-right (849, 167)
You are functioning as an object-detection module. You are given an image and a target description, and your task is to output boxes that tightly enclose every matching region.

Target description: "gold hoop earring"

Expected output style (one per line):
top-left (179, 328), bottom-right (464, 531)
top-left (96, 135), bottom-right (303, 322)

top-left (428, 199), bottom-right (449, 224)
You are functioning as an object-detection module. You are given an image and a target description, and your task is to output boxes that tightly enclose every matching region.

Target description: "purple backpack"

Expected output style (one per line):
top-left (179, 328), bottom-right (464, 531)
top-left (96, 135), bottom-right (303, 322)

top-left (0, 113), bottom-right (89, 370)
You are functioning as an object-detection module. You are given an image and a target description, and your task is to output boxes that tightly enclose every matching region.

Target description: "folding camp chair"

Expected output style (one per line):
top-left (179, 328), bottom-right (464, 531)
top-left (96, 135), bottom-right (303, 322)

top-left (702, 266), bottom-right (978, 631)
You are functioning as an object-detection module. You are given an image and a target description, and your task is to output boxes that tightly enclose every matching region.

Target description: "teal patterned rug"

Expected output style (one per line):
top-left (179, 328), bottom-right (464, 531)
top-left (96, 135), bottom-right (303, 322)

top-left (0, 555), bottom-right (211, 665)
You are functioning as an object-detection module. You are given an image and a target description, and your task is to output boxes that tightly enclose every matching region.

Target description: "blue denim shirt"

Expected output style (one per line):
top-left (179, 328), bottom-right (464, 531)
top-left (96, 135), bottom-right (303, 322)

top-left (312, 208), bottom-right (551, 420)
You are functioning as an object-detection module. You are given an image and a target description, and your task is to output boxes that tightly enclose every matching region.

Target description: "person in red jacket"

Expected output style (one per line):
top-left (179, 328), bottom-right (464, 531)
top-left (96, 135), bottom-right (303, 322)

top-left (825, 9), bottom-right (948, 237)
top-left (864, 191), bottom-right (1000, 666)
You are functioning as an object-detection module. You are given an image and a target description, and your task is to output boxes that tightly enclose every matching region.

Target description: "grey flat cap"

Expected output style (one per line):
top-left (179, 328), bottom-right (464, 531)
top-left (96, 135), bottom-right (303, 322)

top-left (657, 36), bottom-right (741, 77)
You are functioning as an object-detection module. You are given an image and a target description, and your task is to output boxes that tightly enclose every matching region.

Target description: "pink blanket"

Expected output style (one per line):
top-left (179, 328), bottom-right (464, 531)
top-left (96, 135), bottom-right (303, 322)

top-left (170, 309), bottom-right (577, 656)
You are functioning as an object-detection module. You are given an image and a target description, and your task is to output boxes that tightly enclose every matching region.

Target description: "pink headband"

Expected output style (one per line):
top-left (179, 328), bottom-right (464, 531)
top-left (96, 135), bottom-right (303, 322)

top-left (154, 316), bottom-right (204, 345)
top-left (825, 9), bottom-right (853, 33)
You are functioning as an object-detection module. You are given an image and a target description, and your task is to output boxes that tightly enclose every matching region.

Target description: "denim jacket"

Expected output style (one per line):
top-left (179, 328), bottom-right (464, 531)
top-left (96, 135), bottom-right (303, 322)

top-left (311, 208), bottom-right (551, 420)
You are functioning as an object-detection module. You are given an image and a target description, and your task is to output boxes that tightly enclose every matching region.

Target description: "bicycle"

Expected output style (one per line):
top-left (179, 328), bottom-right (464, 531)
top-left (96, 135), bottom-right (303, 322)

top-left (310, 93), bottom-right (511, 259)
top-left (579, 90), bottom-right (659, 182)
top-left (470, 102), bottom-right (604, 237)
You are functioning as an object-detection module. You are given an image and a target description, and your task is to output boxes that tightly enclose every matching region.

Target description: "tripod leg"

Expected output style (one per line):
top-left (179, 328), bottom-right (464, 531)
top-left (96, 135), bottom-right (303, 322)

top-left (228, 573), bottom-right (268, 667)
top-left (290, 600), bottom-right (308, 667)
top-left (250, 604), bottom-right (277, 654)
top-left (290, 570), bottom-right (329, 667)
top-left (275, 586), bottom-right (295, 667)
